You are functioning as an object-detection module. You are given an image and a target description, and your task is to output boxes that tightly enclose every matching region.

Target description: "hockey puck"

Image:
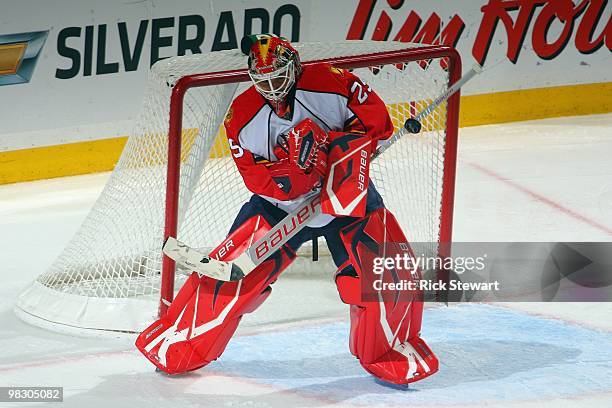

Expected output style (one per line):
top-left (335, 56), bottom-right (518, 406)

top-left (404, 118), bottom-right (422, 133)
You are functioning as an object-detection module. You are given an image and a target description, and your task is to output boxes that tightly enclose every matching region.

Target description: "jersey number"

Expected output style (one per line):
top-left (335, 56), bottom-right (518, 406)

top-left (351, 80), bottom-right (371, 104)
top-left (229, 139), bottom-right (244, 158)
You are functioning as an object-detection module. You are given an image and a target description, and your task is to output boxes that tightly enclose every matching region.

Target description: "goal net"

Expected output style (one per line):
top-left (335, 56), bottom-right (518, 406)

top-left (16, 41), bottom-right (461, 333)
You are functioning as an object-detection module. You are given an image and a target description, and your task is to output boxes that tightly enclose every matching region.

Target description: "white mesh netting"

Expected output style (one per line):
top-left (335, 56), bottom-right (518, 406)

top-left (16, 41), bottom-right (454, 333)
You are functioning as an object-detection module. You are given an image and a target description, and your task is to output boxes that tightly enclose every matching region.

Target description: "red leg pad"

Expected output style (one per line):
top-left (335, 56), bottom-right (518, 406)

top-left (136, 215), bottom-right (295, 374)
top-left (338, 208), bottom-right (439, 384)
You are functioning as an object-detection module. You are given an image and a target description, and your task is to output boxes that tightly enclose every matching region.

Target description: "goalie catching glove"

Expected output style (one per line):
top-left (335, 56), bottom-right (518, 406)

top-left (267, 118), bottom-right (329, 199)
top-left (276, 118), bottom-right (329, 177)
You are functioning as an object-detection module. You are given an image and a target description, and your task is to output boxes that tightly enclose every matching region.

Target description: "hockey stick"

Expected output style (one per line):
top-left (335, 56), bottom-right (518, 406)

top-left (163, 64), bottom-right (483, 281)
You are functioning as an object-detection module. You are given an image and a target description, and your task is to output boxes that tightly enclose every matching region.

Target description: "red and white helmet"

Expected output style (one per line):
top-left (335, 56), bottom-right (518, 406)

top-left (242, 34), bottom-right (302, 104)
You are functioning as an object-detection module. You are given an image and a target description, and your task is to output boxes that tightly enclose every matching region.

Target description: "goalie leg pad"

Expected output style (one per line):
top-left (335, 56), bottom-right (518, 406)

top-left (136, 215), bottom-right (295, 374)
top-left (337, 208), bottom-right (439, 384)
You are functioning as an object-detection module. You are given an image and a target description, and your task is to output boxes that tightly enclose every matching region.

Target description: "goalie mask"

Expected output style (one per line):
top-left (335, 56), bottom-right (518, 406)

top-left (242, 34), bottom-right (302, 107)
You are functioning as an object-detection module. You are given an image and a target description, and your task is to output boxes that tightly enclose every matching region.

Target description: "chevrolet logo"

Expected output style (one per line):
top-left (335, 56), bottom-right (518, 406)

top-left (0, 42), bottom-right (27, 75)
top-left (0, 31), bottom-right (48, 86)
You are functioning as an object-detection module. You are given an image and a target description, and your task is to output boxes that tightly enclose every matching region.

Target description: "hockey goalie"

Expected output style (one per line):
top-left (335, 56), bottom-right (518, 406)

top-left (136, 34), bottom-right (439, 385)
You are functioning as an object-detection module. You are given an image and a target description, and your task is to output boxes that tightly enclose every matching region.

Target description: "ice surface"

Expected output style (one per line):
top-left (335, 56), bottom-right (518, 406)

top-left (1, 114), bottom-right (611, 407)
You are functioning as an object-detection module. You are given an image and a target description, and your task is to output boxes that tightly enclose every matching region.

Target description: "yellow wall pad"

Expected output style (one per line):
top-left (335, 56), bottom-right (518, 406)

top-left (0, 137), bottom-right (128, 185)
top-left (460, 82), bottom-right (612, 127)
top-left (1, 81), bottom-right (610, 185)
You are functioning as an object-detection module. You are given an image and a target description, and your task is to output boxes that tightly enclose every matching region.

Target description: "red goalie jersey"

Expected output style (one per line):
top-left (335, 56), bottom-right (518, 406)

top-left (223, 63), bottom-right (394, 224)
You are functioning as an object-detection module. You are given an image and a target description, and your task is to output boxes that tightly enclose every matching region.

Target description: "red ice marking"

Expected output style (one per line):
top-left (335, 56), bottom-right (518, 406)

top-left (467, 162), bottom-right (612, 236)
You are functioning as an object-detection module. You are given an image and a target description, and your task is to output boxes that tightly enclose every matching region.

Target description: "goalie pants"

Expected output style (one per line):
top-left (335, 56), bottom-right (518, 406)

top-left (229, 182), bottom-right (385, 269)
